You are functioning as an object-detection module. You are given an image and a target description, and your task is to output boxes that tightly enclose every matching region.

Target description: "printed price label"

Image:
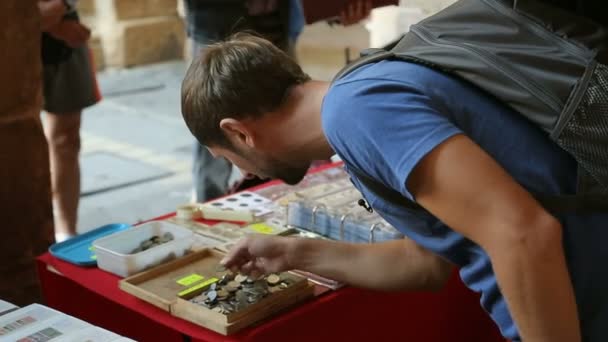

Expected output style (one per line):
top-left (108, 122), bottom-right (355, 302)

top-left (178, 277), bottom-right (219, 297)
top-left (250, 223), bottom-right (274, 234)
top-left (176, 274), bottom-right (204, 286)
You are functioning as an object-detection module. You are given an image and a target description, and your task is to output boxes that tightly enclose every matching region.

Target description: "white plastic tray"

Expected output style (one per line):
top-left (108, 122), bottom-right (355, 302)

top-left (93, 221), bottom-right (194, 277)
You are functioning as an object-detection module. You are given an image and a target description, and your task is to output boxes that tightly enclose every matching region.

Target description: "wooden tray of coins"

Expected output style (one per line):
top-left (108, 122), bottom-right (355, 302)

top-left (119, 248), bottom-right (314, 335)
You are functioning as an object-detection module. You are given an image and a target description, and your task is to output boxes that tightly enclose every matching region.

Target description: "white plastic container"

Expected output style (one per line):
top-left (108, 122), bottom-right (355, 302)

top-left (93, 221), bottom-right (194, 277)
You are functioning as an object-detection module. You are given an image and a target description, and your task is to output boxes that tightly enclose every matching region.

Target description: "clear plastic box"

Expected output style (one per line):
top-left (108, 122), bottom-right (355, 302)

top-left (93, 221), bottom-right (194, 277)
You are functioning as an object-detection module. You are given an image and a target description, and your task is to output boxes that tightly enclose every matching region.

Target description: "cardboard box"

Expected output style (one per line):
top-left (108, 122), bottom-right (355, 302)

top-left (120, 249), bottom-right (314, 335)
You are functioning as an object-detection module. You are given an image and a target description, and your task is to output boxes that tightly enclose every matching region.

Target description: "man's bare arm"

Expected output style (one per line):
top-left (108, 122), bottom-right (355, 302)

top-left (408, 134), bottom-right (579, 342)
top-left (222, 235), bottom-right (453, 292)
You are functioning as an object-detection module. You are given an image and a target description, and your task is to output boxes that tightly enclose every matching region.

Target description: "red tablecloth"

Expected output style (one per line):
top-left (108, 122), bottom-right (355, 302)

top-left (36, 163), bottom-right (505, 341)
top-left (37, 250), bottom-right (504, 342)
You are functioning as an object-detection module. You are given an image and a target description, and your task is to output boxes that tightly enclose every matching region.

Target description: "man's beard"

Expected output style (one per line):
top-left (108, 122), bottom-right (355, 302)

top-left (273, 165), bottom-right (309, 185)
top-left (236, 145), bottom-right (310, 185)
top-left (260, 158), bottom-right (309, 185)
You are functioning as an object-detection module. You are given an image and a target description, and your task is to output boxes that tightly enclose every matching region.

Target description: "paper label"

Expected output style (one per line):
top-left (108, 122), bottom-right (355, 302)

top-left (176, 274), bottom-right (204, 286)
top-left (250, 223), bottom-right (274, 234)
top-left (178, 277), bottom-right (218, 297)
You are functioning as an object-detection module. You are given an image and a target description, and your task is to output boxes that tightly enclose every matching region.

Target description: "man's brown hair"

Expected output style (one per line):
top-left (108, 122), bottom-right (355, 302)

top-left (181, 32), bottom-right (311, 148)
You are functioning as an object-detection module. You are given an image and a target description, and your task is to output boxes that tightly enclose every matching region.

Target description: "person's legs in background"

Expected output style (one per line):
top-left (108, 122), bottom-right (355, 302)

top-left (42, 44), bottom-right (100, 241)
top-left (182, 0), bottom-right (245, 202)
top-left (287, 0), bottom-right (305, 59)
top-left (43, 111), bottom-right (81, 239)
top-left (183, 0), bottom-right (298, 200)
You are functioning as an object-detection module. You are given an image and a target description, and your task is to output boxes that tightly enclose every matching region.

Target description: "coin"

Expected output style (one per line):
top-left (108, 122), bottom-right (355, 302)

top-left (217, 289), bottom-right (229, 299)
top-left (212, 306), bottom-right (224, 314)
top-left (236, 291), bottom-right (249, 310)
top-left (267, 274), bottom-right (280, 286)
top-left (207, 290), bottom-right (218, 302)
top-left (252, 283), bottom-right (268, 296)
top-left (223, 302), bottom-right (235, 313)
top-left (219, 273), bottom-right (233, 285)
top-left (225, 283), bottom-right (239, 293)
top-left (210, 283), bottom-right (217, 291)
top-left (234, 274), bottom-right (247, 283)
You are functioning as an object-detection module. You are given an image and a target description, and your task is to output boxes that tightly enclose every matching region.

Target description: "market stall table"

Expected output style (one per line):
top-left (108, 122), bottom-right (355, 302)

top-left (36, 166), bottom-right (506, 341)
top-left (37, 237), bottom-right (505, 341)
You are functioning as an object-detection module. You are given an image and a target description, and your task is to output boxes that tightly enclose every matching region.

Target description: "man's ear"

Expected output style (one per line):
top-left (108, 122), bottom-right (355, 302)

top-left (219, 118), bottom-right (255, 148)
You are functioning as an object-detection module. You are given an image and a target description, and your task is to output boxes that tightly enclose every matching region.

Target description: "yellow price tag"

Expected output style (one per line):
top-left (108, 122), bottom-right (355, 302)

top-left (90, 255), bottom-right (97, 260)
top-left (176, 274), bottom-right (204, 286)
top-left (250, 223), bottom-right (274, 234)
top-left (178, 277), bottom-right (218, 297)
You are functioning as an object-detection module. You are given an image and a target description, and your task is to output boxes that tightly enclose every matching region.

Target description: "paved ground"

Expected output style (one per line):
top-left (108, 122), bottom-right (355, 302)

top-left (77, 61), bottom-right (194, 232)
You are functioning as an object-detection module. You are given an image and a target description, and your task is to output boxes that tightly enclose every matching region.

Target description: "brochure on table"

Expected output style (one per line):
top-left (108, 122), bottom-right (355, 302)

top-left (0, 302), bottom-right (134, 341)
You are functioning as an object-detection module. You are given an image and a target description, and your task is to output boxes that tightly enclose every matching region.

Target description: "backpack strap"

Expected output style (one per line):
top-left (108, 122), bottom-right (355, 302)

top-left (535, 194), bottom-right (608, 213)
top-left (347, 165), bottom-right (428, 215)
top-left (354, 165), bottom-right (608, 215)
top-left (353, 161), bottom-right (608, 214)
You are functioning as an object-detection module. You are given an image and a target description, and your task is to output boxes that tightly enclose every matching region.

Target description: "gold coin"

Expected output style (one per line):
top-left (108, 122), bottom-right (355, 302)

top-left (225, 283), bottom-right (239, 293)
top-left (217, 289), bottom-right (229, 298)
top-left (266, 274), bottom-right (281, 286)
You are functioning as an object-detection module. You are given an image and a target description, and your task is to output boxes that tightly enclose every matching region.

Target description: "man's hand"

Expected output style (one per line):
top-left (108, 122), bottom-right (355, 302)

top-left (340, 0), bottom-right (373, 26)
top-left (221, 234), bottom-right (453, 291)
top-left (39, 0), bottom-right (66, 30)
top-left (48, 20), bottom-right (91, 48)
top-left (221, 234), bottom-right (294, 278)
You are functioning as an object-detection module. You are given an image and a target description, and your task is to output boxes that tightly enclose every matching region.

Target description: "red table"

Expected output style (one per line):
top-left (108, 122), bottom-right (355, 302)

top-left (36, 164), bottom-right (505, 341)
top-left (37, 248), bottom-right (504, 342)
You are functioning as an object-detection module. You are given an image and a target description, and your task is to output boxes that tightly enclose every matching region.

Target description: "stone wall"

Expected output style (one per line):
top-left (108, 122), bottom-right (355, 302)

top-left (297, 0), bottom-right (456, 81)
top-left (0, 0), bottom-right (55, 306)
top-left (77, 0), bottom-right (185, 70)
top-left (77, 0), bottom-right (456, 71)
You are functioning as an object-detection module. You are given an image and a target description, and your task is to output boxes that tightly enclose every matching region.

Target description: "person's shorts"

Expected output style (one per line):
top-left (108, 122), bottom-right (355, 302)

top-left (43, 44), bottom-right (101, 114)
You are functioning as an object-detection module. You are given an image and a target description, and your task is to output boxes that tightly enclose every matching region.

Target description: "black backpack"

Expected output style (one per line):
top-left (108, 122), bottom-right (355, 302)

top-left (335, 0), bottom-right (608, 213)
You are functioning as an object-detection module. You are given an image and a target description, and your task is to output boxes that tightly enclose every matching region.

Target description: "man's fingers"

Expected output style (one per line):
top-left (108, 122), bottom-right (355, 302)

top-left (221, 237), bottom-right (252, 267)
top-left (239, 260), bottom-right (256, 275)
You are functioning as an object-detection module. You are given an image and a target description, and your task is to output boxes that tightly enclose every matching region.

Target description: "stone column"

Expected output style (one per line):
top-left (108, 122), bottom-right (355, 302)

top-left (0, 0), bottom-right (55, 306)
top-left (80, 0), bottom-right (184, 69)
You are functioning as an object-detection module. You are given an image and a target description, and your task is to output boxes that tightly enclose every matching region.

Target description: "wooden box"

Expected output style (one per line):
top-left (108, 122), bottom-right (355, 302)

top-left (119, 249), bottom-right (314, 335)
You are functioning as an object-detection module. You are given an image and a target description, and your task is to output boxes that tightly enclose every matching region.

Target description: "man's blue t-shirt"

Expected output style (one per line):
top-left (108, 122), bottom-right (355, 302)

top-left (321, 59), bottom-right (608, 341)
